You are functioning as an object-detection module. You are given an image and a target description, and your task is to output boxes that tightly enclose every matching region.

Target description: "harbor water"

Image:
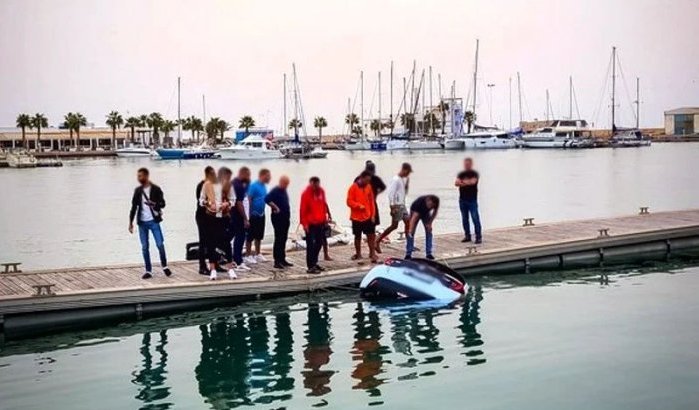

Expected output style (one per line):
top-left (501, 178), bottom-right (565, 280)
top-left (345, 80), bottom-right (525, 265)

top-left (1, 143), bottom-right (699, 270)
top-left (1, 263), bottom-right (699, 409)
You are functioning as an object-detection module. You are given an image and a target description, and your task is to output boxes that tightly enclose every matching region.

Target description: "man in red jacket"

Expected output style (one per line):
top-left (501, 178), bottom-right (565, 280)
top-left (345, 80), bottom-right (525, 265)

top-left (300, 176), bottom-right (332, 274)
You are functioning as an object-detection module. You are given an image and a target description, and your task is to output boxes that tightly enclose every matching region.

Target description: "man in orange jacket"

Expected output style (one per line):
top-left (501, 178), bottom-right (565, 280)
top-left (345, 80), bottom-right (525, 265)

top-left (346, 171), bottom-right (377, 263)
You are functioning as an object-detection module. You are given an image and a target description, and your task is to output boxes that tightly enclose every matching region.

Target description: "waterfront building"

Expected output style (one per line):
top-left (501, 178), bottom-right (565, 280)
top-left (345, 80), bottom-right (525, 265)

top-left (0, 127), bottom-right (140, 150)
top-left (664, 107), bottom-right (699, 136)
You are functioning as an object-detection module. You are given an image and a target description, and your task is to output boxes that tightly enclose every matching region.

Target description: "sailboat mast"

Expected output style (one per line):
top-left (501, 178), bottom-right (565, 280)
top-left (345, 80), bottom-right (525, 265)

top-left (429, 66), bottom-right (433, 135)
top-left (390, 61), bottom-right (394, 134)
top-left (177, 76), bottom-right (181, 145)
top-left (292, 63), bottom-right (299, 139)
top-left (508, 77), bottom-right (512, 129)
top-left (347, 97), bottom-right (351, 136)
top-left (611, 46), bottom-right (617, 133)
top-left (378, 71), bottom-right (382, 137)
top-left (545, 89), bottom-right (550, 121)
top-left (569, 76), bottom-right (573, 119)
top-left (473, 39), bottom-right (479, 115)
top-left (635, 77), bottom-right (640, 129)
top-left (360, 70), bottom-right (364, 139)
top-left (411, 60), bottom-right (416, 115)
top-left (283, 73), bottom-right (287, 137)
top-left (202, 94), bottom-right (206, 125)
top-left (517, 72), bottom-right (523, 123)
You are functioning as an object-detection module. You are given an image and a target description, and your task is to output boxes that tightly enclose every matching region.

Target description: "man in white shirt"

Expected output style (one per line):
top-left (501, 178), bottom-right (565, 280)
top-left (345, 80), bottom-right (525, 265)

top-left (376, 162), bottom-right (412, 253)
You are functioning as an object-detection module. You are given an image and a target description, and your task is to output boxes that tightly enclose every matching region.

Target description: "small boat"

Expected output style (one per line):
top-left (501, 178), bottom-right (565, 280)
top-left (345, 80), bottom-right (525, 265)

top-left (611, 129), bottom-right (651, 148)
top-left (155, 148), bottom-right (188, 160)
top-left (344, 139), bottom-right (372, 151)
top-left (218, 135), bottom-right (283, 160)
top-left (360, 258), bottom-right (465, 301)
top-left (443, 138), bottom-right (465, 150)
top-left (386, 135), bottom-right (443, 151)
top-left (281, 144), bottom-right (329, 159)
top-left (6, 151), bottom-right (38, 168)
top-left (156, 146), bottom-right (217, 160)
top-left (460, 130), bottom-right (519, 149)
top-left (116, 145), bottom-right (152, 157)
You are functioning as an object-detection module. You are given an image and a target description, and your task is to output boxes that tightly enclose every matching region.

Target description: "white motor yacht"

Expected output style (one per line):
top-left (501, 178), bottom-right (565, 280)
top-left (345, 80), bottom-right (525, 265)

top-left (386, 136), bottom-right (442, 151)
top-left (218, 135), bottom-right (283, 160)
top-left (521, 119), bottom-right (592, 148)
top-left (459, 130), bottom-right (518, 149)
top-left (116, 144), bottom-right (153, 157)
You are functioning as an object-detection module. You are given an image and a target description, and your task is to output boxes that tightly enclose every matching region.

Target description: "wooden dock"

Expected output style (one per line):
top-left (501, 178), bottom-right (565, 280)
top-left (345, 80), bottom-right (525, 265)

top-left (2, 209), bottom-right (699, 339)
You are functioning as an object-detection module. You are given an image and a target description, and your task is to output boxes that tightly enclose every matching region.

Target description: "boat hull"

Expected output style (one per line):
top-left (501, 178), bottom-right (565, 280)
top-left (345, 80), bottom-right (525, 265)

top-left (344, 142), bottom-right (372, 151)
top-left (218, 149), bottom-right (283, 160)
top-left (116, 150), bottom-right (151, 157)
top-left (386, 140), bottom-right (443, 151)
top-left (443, 139), bottom-right (465, 150)
top-left (462, 137), bottom-right (518, 149)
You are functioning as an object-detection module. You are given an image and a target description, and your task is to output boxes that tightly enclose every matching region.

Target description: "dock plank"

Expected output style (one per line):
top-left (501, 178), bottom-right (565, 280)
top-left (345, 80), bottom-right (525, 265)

top-left (1, 209), bottom-right (698, 314)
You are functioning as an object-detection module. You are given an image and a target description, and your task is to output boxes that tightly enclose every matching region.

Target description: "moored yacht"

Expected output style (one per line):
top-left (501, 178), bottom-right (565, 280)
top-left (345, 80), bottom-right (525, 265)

top-left (385, 134), bottom-right (442, 151)
top-left (611, 129), bottom-right (651, 147)
top-left (521, 119), bottom-right (592, 148)
top-left (459, 130), bottom-right (518, 149)
top-left (116, 144), bottom-right (152, 157)
top-left (218, 135), bottom-right (283, 160)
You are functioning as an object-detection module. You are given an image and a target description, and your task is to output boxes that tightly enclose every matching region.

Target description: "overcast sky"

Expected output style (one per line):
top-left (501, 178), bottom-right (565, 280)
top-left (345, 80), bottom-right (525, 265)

top-left (1, 0), bottom-right (698, 133)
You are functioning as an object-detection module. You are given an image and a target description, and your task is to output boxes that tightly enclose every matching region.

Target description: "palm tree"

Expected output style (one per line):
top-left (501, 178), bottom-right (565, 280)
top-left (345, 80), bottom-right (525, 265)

top-left (437, 101), bottom-right (449, 133)
top-left (63, 112), bottom-right (77, 147)
top-left (146, 112), bottom-right (164, 146)
top-left (345, 113), bottom-right (359, 136)
top-left (288, 118), bottom-right (302, 138)
top-left (400, 113), bottom-right (416, 134)
top-left (161, 120), bottom-right (176, 147)
top-left (423, 112), bottom-right (440, 135)
top-left (464, 110), bottom-right (475, 133)
top-left (124, 116), bottom-right (141, 144)
top-left (31, 113), bottom-right (48, 150)
top-left (205, 117), bottom-right (228, 143)
top-left (16, 113), bottom-right (31, 149)
top-left (73, 113), bottom-right (87, 147)
top-left (105, 111), bottom-right (124, 148)
top-left (370, 119), bottom-right (381, 137)
top-left (313, 116), bottom-right (327, 141)
top-left (191, 117), bottom-right (203, 142)
top-left (238, 115), bottom-right (255, 137)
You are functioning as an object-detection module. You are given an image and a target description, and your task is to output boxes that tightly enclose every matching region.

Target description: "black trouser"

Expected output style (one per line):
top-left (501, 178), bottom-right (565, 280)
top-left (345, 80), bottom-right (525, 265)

top-left (306, 224), bottom-right (324, 269)
top-left (196, 212), bottom-right (207, 271)
top-left (271, 214), bottom-right (290, 264)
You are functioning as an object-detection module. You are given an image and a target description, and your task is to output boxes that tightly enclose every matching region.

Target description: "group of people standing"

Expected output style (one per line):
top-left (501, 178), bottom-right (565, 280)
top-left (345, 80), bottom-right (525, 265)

top-left (128, 157), bottom-right (483, 279)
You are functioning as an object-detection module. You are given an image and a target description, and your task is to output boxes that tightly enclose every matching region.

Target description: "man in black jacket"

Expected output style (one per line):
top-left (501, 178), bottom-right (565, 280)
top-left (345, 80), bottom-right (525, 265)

top-left (129, 168), bottom-right (171, 279)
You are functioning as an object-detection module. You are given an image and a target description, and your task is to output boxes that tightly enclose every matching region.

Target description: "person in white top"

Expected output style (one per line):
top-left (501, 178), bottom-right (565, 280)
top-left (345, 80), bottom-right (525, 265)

top-left (201, 167), bottom-right (237, 280)
top-left (376, 162), bottom-right (412, 253)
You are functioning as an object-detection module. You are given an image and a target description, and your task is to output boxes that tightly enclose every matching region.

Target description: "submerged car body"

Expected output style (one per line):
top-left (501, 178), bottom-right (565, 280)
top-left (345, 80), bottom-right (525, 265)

top-left (359, 258), bottom-right (466, 302)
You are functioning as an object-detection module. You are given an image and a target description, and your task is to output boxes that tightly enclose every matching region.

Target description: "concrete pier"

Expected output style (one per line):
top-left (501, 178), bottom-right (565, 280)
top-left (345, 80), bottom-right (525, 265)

top-left (1, 209), bottom-right (699, 339)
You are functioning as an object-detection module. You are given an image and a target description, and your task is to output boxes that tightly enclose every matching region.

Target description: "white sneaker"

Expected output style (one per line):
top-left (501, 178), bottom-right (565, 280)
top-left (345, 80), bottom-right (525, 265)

top-left (237, 263), bottom-right (251, 271)
top-left (228, 269), bottom-right (237, 279)
top-left (244, 256), bottom-right (257, 264)
top-left (255, 254), bottom-right (268, 263)
top-left (209, 270), bottom-right (217, 281)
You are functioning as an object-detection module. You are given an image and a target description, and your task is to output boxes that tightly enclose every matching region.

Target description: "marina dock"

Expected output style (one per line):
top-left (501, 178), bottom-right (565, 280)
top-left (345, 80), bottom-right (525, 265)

top-left (2, 209), bottom-right (699, 340)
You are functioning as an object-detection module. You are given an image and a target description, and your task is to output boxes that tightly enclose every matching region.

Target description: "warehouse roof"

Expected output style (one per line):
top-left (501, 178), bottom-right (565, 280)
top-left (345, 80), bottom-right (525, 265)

top-left (665, 107), bottom-right (699, 115)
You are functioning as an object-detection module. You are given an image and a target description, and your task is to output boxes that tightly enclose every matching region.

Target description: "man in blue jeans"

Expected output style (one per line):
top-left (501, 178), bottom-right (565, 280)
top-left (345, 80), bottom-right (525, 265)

top-left (405, 195), bottom-right (440, 260)
top-left (129, 168), bottom-right (172, 279)
top-left (455, 157), bottom-right (482, 244)
top-left (230, 166), bottom-right (252, 271)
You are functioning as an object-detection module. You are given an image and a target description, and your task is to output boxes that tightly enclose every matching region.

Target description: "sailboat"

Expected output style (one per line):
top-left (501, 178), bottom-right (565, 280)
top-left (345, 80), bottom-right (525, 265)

top-left (458, 39), bottom-right (518, 150)
top-left (608, 48), bottom-right (651, 148)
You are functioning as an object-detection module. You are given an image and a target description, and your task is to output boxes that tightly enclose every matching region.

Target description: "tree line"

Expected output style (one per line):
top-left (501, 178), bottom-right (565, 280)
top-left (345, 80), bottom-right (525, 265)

top-left (14, 112), bottom-right (332, 149)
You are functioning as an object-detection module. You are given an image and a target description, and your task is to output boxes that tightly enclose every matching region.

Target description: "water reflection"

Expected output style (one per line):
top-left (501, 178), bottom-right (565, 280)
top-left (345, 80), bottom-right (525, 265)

top-left (302, 303), bottom-right (336, 399)
top-left (132, 331), bottom-right (172, 409)
top-left (127, 293), bottom-right (487, 408)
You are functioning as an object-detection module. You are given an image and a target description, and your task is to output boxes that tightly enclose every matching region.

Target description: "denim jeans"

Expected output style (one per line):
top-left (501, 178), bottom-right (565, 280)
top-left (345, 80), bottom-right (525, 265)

top-left (459, 199), bottom-right (482, 239)
top-left (405, 217), bottom-right (433, 258)
top-left (230, 217), bottom-right (246, 265)
top-left (138, 220), bottom-right (167, 272)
